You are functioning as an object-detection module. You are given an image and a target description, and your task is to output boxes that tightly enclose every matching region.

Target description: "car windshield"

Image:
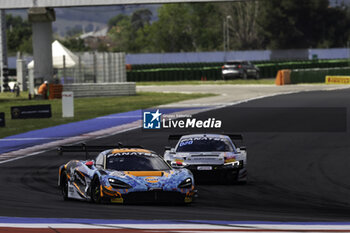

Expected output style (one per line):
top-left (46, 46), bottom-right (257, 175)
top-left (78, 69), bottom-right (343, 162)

top-left (226, 62), bottom-right (241, 66)
top-left (106, 153), bottom-right (171, 171)
top-left (176, 137), bottom-right (234, 152)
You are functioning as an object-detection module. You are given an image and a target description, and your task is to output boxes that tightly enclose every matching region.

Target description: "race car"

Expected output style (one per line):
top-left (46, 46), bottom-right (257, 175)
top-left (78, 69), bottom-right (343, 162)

top-left (164, 134), bottom-right (247, 184)
top-left (58, 144), bottom-right (195, 204)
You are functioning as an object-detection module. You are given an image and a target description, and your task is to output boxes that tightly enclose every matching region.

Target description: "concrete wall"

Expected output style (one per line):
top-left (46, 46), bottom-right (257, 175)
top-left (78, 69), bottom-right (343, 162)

top-left (125, 48), bottom-right (350, 64)
top-left (63, 82), bottom-right (136, 98)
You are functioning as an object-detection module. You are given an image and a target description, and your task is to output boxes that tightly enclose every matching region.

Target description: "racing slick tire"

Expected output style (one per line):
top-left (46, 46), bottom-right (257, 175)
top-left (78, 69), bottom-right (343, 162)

top-left (236, 169), bottom-right (248, 185)
top-left (91, 177), bottom-right (103, 204)
top-left (242, 71), bottom-right (248, 80)
top-left (255, 71), bottom-right (260, 80)
top-left (224, 170), bottom-right (247, 185)
top-left (60, 171), bottom-right (69, 201)
top-left (225, 170), bottom-right (237, 185)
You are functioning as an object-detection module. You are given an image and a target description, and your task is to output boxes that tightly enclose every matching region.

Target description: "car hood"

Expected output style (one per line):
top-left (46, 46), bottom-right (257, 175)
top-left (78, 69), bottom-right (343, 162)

top-left (106, 169), bottom-right (192, 190)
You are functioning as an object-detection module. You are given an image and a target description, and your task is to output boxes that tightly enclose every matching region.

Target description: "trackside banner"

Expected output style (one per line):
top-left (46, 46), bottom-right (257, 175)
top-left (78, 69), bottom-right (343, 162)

top-left (11, 105), bottom-right (52, 119)
top-left (325, 76), bottom-right (350, 84)
top-left (0, 112), bottom-right (5, 127)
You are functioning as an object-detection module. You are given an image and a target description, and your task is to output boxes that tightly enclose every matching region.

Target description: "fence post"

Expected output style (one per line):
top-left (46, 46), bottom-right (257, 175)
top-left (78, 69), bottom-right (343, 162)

top-left (93, 52), bottom-right (97, 83)
top-left (121, 52), bottom-right (126, 82)
top-left (28, 68), bottom-right (35, 97)
top-left (112, 53), bottom-right (118, 82)
top-left (78, 55), bottom-right (82, 83)
top-left (63, 55), bottom-right (66, 84)
top-left (116, 53), bottom-right (120, 82)
top-left (16, 52), bottom-right (27, 91)
top-left (102, 52), bottom-right (106, 82)
top-left (107, 52), bottom-right (111, 83)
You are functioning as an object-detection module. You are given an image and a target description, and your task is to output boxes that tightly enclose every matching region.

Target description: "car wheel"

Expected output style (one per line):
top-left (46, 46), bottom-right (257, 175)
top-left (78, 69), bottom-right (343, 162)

top-left (60, 171), bottom-right (69, 201)
top-left (224, 170), bottom-right (237, 185)
top-left (255, 72), bottom-right (260, 80)
top-left (236, 169), bottom-right (248, 185)
top-left (242, 71), bottom-right (248, 80)
top-left (91, 177), bottom-right (102, 203)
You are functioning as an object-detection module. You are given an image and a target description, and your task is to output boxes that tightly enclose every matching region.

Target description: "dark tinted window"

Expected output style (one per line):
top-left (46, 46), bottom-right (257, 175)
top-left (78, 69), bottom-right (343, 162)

top-left (106, 153), bottom-right (171, 171)
top-left (176, 137), bottom-right (234, 152)
top-left (226, 62), bottom-right (241, 65)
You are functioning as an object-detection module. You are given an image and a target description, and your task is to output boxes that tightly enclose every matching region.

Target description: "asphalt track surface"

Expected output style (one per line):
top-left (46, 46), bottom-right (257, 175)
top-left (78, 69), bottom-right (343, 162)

top-left (1, 89), bottom-right (350, 222)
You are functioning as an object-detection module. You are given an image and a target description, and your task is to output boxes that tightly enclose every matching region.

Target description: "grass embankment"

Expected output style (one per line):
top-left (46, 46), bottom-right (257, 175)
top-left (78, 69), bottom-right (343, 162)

top-left (136, 79), bottom-right (275, 86)
top-left (0, 91), bottom-right (214, 138)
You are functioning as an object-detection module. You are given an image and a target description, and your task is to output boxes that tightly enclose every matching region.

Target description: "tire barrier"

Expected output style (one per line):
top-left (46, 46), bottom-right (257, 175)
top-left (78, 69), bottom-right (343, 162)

top-left (290, 67), bottom-right (350, 84)
top-left (127, 59), bottom-right (350, 82)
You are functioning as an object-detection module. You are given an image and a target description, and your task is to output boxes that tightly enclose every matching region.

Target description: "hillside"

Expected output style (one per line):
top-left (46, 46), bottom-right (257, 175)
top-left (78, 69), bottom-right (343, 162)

top-left (6, 4), bottom-right (160, 36)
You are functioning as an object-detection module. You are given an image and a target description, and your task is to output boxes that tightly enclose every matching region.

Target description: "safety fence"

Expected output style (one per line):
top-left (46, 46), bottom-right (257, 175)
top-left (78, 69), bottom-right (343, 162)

top-left (126, 59), bottom-right (350, 81)
top-left (52, 52), bottom-right (126, 84)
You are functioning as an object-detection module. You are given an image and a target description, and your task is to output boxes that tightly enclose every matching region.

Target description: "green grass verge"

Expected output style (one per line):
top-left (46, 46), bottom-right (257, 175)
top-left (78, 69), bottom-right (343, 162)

top-left (136, 79), bottom-right (275, 86)
top-left (0, 91), bottom-right (214, 138)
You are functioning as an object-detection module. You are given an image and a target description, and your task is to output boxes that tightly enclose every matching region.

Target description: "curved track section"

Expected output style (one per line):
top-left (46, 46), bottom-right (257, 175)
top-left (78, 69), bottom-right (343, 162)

top-left (1, 89), bottom-right (350, 221)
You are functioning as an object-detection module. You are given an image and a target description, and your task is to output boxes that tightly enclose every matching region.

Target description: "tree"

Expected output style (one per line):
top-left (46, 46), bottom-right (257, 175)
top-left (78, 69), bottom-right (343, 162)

top-left (189, 3), bottom-right (224, 51)
top-left (108, 15), bottom-right (133, 52)
top-left (131, 9), bottom-right (152, 31)
top-left (60, 38), bottom-right (88, 52)
top-left (151, 4), bottom-right (194, 52)
top-left (108, 14), bottom-right (130, 29)
top-left (219, 1), bottom-right (262, 50)
top-left (259, 0), bottom-right (350, 49)
top-left (6, 14), bottom-right (32, 54)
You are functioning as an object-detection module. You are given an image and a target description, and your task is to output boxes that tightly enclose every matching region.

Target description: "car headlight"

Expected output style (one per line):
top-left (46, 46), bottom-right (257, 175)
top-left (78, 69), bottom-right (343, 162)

top-left (224, 160), bottom-right (244, 169)
top-left (178, 178), bottom-right (192, 189)
top-left (108, 178), bottom-right (132, 189)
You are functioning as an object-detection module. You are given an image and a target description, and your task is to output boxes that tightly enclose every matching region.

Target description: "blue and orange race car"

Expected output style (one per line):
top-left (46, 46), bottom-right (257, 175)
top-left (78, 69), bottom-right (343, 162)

top-left (58, 145), bottom-right (195, 204)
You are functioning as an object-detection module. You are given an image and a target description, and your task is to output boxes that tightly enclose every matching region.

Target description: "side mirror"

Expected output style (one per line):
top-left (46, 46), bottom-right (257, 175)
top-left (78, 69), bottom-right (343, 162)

top-left (171, 161), bottom-right (188, 168)
top-left (85, 160), bottom-right (94, 168)
top-left (165, 146), bottom-right (175, 154)
top-left (239, 146), bottom-right (246, 151)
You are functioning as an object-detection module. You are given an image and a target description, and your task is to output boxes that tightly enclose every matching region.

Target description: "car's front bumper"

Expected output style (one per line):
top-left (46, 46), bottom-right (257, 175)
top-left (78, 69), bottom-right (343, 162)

top-left (121, 191), bottom-right (193, 204)
top-left (185, 163), bottom-right (244, 181)
top-left (102, 185), bottom-right (195, 204)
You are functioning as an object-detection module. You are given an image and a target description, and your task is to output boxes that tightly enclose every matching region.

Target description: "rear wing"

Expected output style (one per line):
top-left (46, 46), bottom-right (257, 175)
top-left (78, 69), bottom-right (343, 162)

top-left (168, 135), bottom-right (183, 141)
top-left (57, 143), bottom-right (144, 157)
top-left (168, 133), bottom-right (243, 141)
top-left (226, 134), bottom-right (243, 141)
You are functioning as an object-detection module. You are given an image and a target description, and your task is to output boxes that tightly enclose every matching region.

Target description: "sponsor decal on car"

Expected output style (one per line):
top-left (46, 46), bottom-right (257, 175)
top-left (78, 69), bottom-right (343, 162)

top-left (144, 177), bottom-right (160, 183)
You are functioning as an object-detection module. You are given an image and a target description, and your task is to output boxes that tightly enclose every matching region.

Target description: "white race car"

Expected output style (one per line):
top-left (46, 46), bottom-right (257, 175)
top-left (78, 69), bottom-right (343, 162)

top-left (164, 134), bottom-right (247, 184)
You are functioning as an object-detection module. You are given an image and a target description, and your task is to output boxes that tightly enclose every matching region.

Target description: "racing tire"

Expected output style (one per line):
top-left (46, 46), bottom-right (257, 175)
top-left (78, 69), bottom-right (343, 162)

top-left (237, 180), bottom-right (247, 185)
top-left (255, 71), bottom-right (260, 80)
top-left (60, 171), bottom-right (69, 201)
top-left (91, 177), bottom-right (102, 204)
top-left (236, 169), bottom-right (248, 185)
top-left (242, 71), bottom-right (248, 80)
top-left (226, 171), bottom-right (237, 185)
